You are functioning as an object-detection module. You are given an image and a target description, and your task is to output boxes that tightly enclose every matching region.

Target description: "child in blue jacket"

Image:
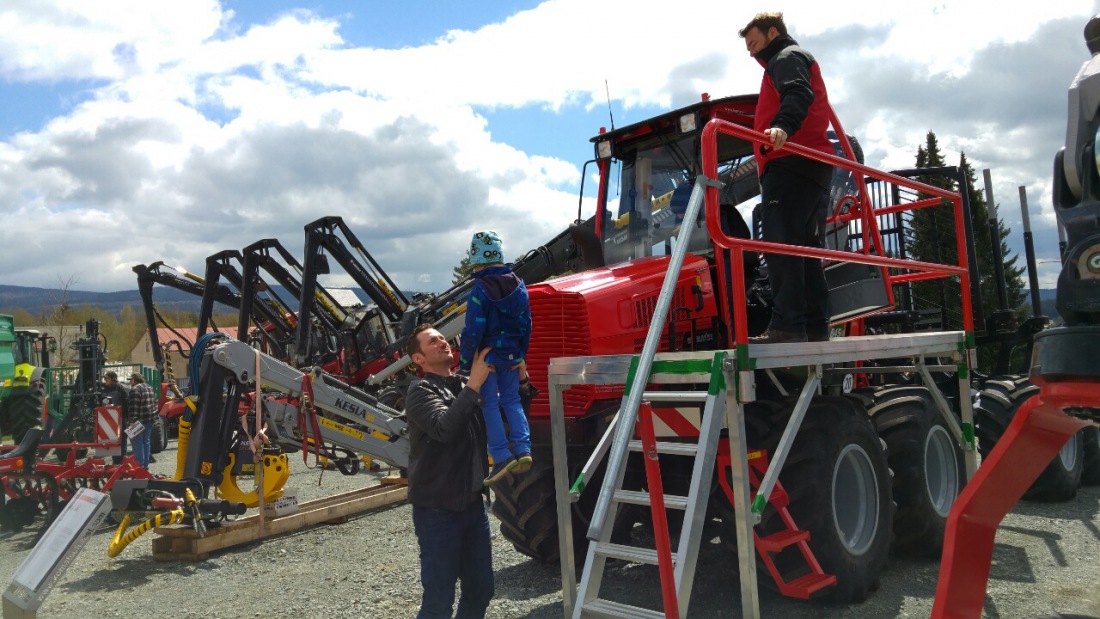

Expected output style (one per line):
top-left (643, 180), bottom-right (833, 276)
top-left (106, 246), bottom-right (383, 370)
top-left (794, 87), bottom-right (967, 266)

top-left (459, 230), bottom-right (533, 486)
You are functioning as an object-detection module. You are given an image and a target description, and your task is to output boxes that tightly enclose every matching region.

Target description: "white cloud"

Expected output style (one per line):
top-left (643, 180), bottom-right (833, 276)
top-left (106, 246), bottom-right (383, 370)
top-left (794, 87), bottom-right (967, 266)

top-left (1, 0), bottom-right (1098, 296)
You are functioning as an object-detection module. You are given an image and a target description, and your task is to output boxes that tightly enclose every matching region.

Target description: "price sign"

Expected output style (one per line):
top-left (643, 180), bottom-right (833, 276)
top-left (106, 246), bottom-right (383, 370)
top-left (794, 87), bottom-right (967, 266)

top-left (3, 488), bottom-right (111, 612)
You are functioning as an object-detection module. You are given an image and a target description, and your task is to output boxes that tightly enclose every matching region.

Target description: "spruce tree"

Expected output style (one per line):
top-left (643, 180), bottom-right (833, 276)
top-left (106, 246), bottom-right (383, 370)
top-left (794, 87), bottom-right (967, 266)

top-left (451, 254), bottom-right (473, 285)
top-left (905, 132), bottom-right (957, 330)
top-left (906, 132), bottom-right (1028, 372)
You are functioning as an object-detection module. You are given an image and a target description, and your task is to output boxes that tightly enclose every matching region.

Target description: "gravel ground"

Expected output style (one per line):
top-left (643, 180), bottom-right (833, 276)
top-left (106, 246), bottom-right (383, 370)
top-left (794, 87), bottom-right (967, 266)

top-left (2, 442), bottom-right (1099, 618)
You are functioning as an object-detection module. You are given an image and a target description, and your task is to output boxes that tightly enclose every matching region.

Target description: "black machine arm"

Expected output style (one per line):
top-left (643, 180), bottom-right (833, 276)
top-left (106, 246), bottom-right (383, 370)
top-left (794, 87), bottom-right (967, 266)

top-left (295, 216), bottom-right (409, 366)
top-left (242, 238), bottom-right (346, 342)
top-left (197, 250), bottom-right (296, 354)
top-left (133, 261), bottom-right (241, 373)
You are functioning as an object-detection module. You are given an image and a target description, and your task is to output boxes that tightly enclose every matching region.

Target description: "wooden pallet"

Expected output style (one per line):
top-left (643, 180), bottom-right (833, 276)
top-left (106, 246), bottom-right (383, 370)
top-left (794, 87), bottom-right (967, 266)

top-left (151, 482), bottom-right (408, 561)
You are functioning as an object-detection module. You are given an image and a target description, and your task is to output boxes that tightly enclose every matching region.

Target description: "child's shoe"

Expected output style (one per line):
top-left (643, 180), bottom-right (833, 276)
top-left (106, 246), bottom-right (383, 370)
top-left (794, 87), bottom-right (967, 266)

top-left (513, 452), bottom-right (533, 474)
top-left (484, 456), bottom-right (518, 486)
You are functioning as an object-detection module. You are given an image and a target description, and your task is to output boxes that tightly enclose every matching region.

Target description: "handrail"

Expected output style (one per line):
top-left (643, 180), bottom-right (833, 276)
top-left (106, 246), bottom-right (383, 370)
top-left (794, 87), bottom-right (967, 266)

top-left (700, 119), bottom-right (974, 347)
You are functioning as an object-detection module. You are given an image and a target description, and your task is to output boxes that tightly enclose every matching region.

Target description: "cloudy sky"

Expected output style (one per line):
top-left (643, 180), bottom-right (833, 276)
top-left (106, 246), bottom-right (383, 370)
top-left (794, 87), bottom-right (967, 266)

top-left (2, 0), bottom-right (1098, 296)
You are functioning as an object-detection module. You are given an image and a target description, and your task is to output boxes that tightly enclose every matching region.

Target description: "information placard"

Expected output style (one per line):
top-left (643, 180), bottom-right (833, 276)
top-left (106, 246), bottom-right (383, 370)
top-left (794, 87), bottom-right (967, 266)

top-left (3, 488), bottom-right (110, 612)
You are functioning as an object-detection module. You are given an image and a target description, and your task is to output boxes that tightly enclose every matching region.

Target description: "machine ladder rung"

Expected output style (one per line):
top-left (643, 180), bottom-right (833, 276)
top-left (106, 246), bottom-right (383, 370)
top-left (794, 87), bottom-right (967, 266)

top-left (581, 598), bottom-right (667, 619)
top-left (594, 542), bottom-right (672, 566)
top-left (639, 390), bottom-right (709, 403)
top-left (627, 439), bottom-right (698, 457)
top-left (781, 573), bottom-right (838, 599)
top-left (614, 489), bottom-right (688, 510)
top-left (757, 529), bottom-right (810, 553)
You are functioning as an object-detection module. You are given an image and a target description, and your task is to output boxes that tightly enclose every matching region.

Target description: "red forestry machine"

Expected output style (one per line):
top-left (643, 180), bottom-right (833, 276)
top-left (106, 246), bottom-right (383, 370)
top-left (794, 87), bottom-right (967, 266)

top-left (488, 89), bottom-right (1074, 617)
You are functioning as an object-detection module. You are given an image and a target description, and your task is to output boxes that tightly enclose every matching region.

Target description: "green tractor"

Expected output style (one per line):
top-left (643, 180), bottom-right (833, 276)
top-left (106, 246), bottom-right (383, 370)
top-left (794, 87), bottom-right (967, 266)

top-left (0, 314), bottom-right (55, 444)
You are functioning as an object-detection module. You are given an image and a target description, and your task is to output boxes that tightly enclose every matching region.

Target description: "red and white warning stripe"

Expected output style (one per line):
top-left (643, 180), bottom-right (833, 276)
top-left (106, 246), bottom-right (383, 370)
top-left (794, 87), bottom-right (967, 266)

top-left (95, 405), bottom-right (122, 457)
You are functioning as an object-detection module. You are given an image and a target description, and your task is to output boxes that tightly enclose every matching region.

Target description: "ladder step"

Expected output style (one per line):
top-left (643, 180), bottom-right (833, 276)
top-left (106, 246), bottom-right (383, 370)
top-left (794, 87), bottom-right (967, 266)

top-left (595, 542), bottom-right (675, 566)
top-left (640, 390), bottom-right (709, 403)
top-left (757, 529), bottom-right (810, 553)
top-left (581, 598), bottom-right (667, 619)
top-left (780, 572), bottom-right (837, 599)
top-left (627, 439), bottom-right (699, 457)
top-left (613, 489), bottom-right (688, 510)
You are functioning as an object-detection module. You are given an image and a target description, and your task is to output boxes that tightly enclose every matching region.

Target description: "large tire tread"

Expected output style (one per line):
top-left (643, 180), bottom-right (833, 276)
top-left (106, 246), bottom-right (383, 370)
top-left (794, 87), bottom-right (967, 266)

top-left (492, 456), bottom-right (562, 562)
top-left (1, 386), bottom-right (45, 444)
top-left (859, 385), bottom-right (964, 557)
top-left (975, 375), bottom-right (1083, 502)
top-left (150, 416), bottom-right (168, 454)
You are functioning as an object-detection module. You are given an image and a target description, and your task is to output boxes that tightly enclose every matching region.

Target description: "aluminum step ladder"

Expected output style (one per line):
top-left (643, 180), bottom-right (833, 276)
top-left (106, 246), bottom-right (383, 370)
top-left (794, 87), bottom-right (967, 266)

top-left (570, 173), bottom-right (740, 617)
top-left (573, 354), bottom-right (730, 618)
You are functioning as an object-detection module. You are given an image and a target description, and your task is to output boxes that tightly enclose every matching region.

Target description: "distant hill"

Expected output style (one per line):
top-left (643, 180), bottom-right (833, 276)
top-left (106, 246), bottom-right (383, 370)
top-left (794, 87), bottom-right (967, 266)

top-left (0, 283), bottom-right (211, 315)
top-left (0, 283), bottom-right (378, 318)
top-left (0, 283), bottom-right (274, 316)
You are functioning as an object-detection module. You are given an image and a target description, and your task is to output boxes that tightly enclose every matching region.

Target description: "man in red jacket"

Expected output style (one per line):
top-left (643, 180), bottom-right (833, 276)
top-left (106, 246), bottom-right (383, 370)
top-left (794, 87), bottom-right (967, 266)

top-left (740, 12), bottom-right (835, 344)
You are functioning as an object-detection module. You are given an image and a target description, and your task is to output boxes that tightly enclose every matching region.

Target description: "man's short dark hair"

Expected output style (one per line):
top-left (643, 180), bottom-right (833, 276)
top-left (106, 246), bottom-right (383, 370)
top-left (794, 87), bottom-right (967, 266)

top-left (104, 370), bottom-right (118, 381)
top-left (405, 324), bottom-right (434, 358)
top-left (739, 12), bottom-right (787, 38)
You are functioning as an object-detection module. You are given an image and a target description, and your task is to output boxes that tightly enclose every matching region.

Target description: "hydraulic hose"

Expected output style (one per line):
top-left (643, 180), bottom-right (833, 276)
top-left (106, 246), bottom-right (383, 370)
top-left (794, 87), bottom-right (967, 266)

top-left (107, 509), bottom-right (185, 558)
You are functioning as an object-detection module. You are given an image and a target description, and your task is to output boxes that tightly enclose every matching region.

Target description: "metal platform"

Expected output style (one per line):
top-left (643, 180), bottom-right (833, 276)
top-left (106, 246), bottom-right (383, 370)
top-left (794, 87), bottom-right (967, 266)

top-left (547, 332), bottom-right (969, 383)
top-left (547, 330), bottom-right (973, 618)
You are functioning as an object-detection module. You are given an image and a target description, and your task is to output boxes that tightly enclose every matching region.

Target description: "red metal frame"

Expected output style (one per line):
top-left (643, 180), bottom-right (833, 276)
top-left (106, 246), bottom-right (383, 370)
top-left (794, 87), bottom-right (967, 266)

top-left (699, 118), bottom-right (975, 348)
top-left (636, 402), bottom-right (680, 618)
top-left (716, 444), bottom-right (837, 598)
top-left (931, 379), bottom-right (1096, 618)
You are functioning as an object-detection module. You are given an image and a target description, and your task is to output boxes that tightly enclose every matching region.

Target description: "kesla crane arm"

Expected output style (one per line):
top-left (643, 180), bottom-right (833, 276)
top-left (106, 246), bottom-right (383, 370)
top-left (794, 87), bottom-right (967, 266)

top-left (183, 337), bottom-right (409, 494)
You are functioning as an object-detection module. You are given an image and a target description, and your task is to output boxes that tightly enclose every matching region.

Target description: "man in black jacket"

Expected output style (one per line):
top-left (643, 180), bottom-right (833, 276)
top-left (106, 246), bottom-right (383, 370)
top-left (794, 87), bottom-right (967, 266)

top-left (404, 323), bottom-right (494, 619)
top-left (740, 11), bottom-right (835, 344)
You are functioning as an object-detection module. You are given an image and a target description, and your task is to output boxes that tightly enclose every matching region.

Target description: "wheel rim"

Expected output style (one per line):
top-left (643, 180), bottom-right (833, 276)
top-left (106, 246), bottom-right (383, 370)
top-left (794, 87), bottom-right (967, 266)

top-left (1058, 431), bottom-right (1080, 471)
top-left (831, 443), bottom-right (880, 556)
top-left (924, 424), bottom-right (960, 517)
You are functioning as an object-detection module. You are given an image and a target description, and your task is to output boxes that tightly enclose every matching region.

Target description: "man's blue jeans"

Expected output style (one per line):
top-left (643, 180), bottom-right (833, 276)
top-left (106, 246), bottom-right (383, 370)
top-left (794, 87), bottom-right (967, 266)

top-left (412, 500), bottom-right (494, 619)
top-left (131, 424), bottom-right (151, 468)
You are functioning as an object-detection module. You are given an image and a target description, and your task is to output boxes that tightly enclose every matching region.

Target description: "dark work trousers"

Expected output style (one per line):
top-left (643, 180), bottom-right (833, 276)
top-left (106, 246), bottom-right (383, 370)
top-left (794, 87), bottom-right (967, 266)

top-left (412, 499), bottom-right (494, 618)
top-left (760, 164), bottom-right (831, 338)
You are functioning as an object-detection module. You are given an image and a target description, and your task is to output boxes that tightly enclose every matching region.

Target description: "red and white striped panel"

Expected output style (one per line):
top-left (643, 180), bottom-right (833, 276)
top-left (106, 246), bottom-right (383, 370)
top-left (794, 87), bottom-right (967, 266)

top-left (95, 405), bottom-right (122, 457)
top-left (650, 406), bottom-right (702, 438)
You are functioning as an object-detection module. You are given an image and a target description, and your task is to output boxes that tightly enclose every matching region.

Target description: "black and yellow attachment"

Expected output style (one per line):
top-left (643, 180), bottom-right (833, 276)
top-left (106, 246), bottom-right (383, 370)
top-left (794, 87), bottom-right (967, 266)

top-left (215, 450), bottom-right (290, 507)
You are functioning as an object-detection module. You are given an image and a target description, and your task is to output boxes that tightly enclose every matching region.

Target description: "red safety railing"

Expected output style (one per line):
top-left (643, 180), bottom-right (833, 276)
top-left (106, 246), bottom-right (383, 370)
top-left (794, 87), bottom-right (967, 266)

top-left (699, 117), bottom-right (975, 347)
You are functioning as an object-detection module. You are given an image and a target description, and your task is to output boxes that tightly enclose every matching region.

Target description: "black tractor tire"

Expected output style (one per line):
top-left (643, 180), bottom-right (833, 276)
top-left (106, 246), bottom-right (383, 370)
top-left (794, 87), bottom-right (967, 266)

top-left (492, 452), bottom-right (581, 564)
top-left (1082, 426), bottom-right (1100, 487)
top-left (718, 396), bottom-right (893, 603)
top-left (150, 416), bottom-right (168, 454)
top-left (856, 385), bottom-right (965, 557)
top-left (491, 445), bottom-right (632, 567)
top-left (0, 385), bottom-right (45, 444)
top-left (975, 375), bottom-right (1084, 502)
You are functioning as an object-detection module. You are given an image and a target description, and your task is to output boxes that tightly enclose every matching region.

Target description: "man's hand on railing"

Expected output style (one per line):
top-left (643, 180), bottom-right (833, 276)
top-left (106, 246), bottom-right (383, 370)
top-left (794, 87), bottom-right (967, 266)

top-left (764, 127), bottom-right (788, 150)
